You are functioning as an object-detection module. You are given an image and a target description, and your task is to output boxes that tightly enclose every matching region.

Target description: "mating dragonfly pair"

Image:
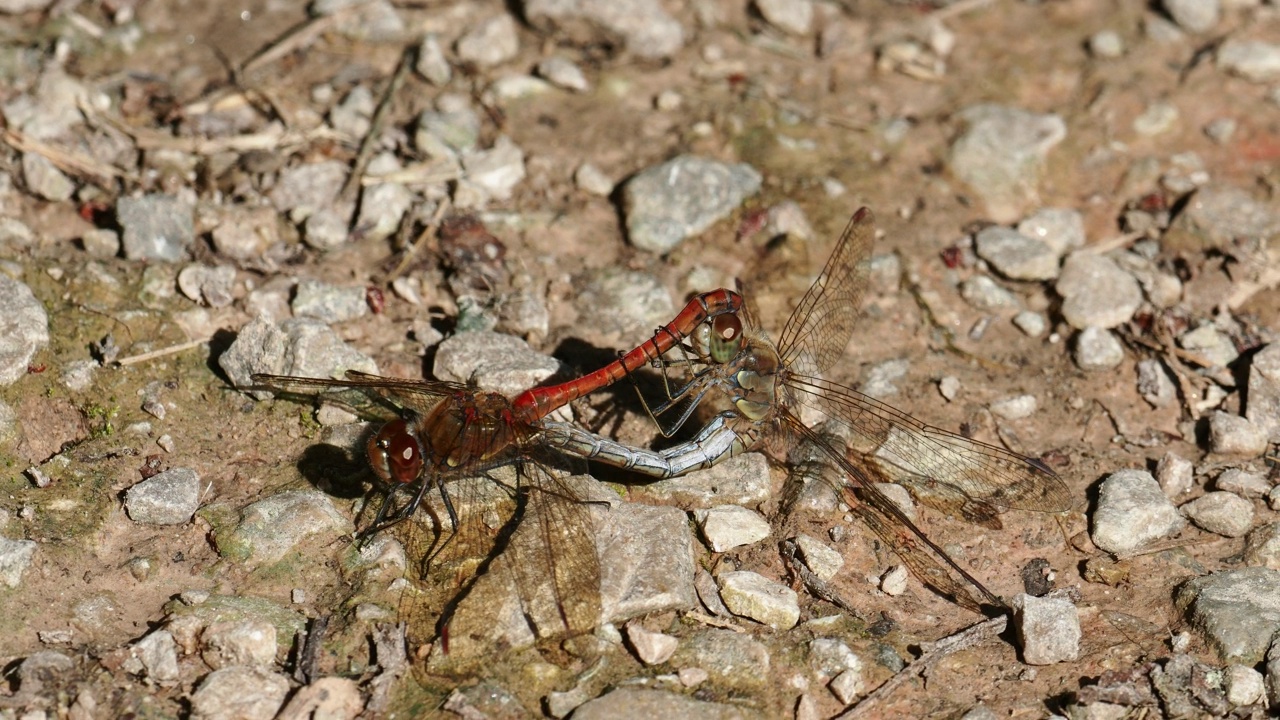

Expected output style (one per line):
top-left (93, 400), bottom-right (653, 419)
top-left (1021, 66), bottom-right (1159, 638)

top-left (253, 207), bottom-right (1071, 669)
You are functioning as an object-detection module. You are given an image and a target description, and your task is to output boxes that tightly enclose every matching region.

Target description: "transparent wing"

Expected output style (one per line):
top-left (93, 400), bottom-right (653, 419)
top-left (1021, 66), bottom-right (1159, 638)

top-left (775, 208), bottom-right (876, 377)
top-left (252, 371), bottom-right (467, 419)
top-left (789, 375), bottom-right (1071, 513)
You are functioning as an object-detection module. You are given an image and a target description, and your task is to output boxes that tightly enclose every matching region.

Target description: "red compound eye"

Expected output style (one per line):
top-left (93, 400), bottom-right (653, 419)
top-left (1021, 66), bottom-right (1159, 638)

top-left (367, 419), bottom-right (423, 484)
top-left (709, 313), bottom-right (744, 363)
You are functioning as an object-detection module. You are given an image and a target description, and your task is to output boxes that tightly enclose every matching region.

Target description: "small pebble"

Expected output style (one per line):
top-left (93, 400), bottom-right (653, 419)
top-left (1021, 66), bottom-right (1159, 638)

top-left (938, 375), bottom-right (960, 401)
top-left (625, 623), bottom-right (678, 665)
top-left (973, 226), bottom-right (1059, 281)
top-left (755, 0), bottom-right (813, 36)
top-left (1244, 523), bottom-right (1280, 570)
top-left (1162, 0), bottom-right (1220, 33)
top-left (990, 394), bottom-right (1037, 420)
top-left (1136, 358), bottom-right (1176, 408)
top-left (960, 275), bottom-right (1018, 312)
top-left (1155, 452), bottom-right (1194, 497)
top-left (654, 89), bottom-right (682, 111)
top-left (455, 14), bottom-right (519, 68)
top-left (1225, 664), bottom-right (1265, 706)
top-left (718, 570), bottom-right (800, 630)
top-left (189, 665), bottom-right (290, 720)
top-left (124, 467), bottom-right (202, 525)
top-left (1056, 252), bottom-right (1143, 330)
top-left (794, 534), bottom-right (844, 581)
top-left (1012, 310), bottom-right (1047, 338)
top-left (536, 56), bottom-right (589, 92)
top-left (1073, 326), bottom-right (1124, 371)
top-left (575, 162), bottom-right (614, 196)
top-left (1017, 208), bottom-right (1086, 256)
top-left (1217, 39), bottom-right (1280, 83)
top-left (1091, 469), bottom-right (1185, 555)
top-left (1208, 412), bottom-right (1269, 456)
top-left (1215, 468), bottom-right (1271, 498)
top-left (1012, 593), bottom-right (1080, 665)
top-left (1178, 324), bottom-right (1238, 368)
top-left (879, 565), bottom-right (909, 596)
top-left (415, 34), bottom-right (451, 86)
top-left (1181, 491), bottom-right (1254, 538)
top-left (829, 667), bottom-right (864, 704)
top-left (697, 505), bottom-right (771, 552)
top-left (1088, 30), bottom-right (1124, 59)
top-left (1204, 118), bottom-right (1237, 145)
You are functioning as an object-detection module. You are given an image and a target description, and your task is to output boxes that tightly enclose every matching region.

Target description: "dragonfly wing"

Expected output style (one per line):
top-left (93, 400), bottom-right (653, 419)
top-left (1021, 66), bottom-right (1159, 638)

top-left (776, 208), bottom-right (876, 377)
top-left (790, 375), bottom-right (1072, 514)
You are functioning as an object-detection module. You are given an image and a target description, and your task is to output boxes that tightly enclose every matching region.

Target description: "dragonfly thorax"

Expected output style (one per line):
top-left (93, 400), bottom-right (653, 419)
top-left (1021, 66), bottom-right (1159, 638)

top-left (728, 341), bottom-right (780, 422)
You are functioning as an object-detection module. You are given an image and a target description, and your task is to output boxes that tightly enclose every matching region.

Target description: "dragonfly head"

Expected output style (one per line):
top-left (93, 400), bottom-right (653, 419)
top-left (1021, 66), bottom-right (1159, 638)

top-left (367, 418), bottom-right (425, 485)
top-left (708, 313), bottom-right (745, 364)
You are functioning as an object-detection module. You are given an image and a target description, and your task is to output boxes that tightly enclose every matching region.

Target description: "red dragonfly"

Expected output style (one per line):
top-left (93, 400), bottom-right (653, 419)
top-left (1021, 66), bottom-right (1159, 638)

top-left (542, 207), bottom-right (1072, 611)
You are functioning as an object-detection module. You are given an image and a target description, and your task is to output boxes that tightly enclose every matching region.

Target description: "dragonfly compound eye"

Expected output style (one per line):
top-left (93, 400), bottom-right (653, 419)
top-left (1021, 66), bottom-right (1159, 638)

top-left (367, 419), bottom-right (424, 485)
top-left (709, 313), bottom-right (744, 364)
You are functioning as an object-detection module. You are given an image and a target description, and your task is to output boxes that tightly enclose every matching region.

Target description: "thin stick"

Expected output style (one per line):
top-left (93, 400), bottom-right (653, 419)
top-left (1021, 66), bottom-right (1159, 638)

top-left (115, 338), bottom-right (209, 366)
top-left (837, 615), bottom-right (1007, 718)
top-left (385, 197), bottom-right (450, 283)
top-left (3, 129), bottom-right (129, 184)
top-left (340, 44), bottom-right (415, 201)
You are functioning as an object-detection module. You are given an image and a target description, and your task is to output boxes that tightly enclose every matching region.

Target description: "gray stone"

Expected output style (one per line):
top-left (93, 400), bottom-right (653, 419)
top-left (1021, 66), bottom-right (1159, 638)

top-left (575, 267), bottom-right (674, 340)
top-left (177, 264), bottom-right (237, 308)
top-left (672, 627), bottom-right (771, 688)
top-left (1091, 469), bottom-right (1185, 555)
top-left (217, 490), bottom-right (353, 567)
top-left (697, 505), bottom-right (771, 552)
top-left (1088, 29), bottom-right (1124, 59)
top-left (415, 34), bottom-right (451, 86)
top-left (1137, 357), bottom-right (1176, 407)
top-left (328, 85), bottom-right (373, 138)
top-left (1244, 522), bottom-right (1280, 570)
top-left (1181, 491), bottom-right (1254, 538)
top-left (830, 666), bottom-right (865, 704)
top-left (1269, 637), bottom-right (1280, 707)
top-left (126, 630), bottom-right (180, 685)
top-left (1225, 664), bottom-right (1265, 706)
top-left (948, 104), bottom-right (1067, 223)
top-left (125, 467), bottom-right (202, 525)
top-left (16, 651), bottom-right (73, 694)
top-left (808, 637), bottom-right (860, 680)
top-left (1215, 468), bottom-right (1271, 497)
top-left (210, 207), bottom-right (276, 261)
top-left (1133, 102), bottom-right (1179, 136)
top-left (0, 217), bottom-right (34, 250)
top-left (433, 330), bottom-right (561, 396)
top-left (536, 56), bottom-right (589, 92)
top-left (355, 181), bottom-right (412, 244)
top-left (974, 226), bottom-right (1060, 281)
top-left (416, 104), bottom-right (480, 157)
top-left (598, 501), bottom-right (697, 624)
top-left (630, 452), bottom-right (771, 509)
top-left (1247, 343), bottom-right (1280, 442)
top-left (219, 315), bottom-right (378, 398)
top-left (1218, 39), bottom-right (1280, 83)
top-left (189, 665), bottom-right (290, 720)
top-left (484, 75), bottom-right (554, 103)
top-left (456, 14), bottom-right (519, 68)
top-left (0, 536), bottom-right (36, 587)
top-left (1167, 185), bottom-right (1280, 253)
top-left (1056, 253), bottom-right (1143, 329)
top-left (0, 274), bottom-right (50, 385)
top-left (1012, 593), bottom-right (1080, 665)
top-left (1073, 326), bottom-right (1124, 371)
top-left (117, 194), bottom-right (195, 262)
top-left (274, 677), bottom-right (363, 720)
top-left (1176, 567), bottom-right (1280, 663)
top-left (960, 275), bottom-right (1019, 312)
top-left (575, 162), bottom-right (614, 196)
top-left (201, 620), bottom-right (277, 669)
top-left (1163, 0), bottom-right (1219, 32)
top-left (1156, 451), bottom-right (1194, 498)
top-left (1012, 311), bottom-right (1047, 337)
top-left (1208, 412), bottom-right (1268, 456)
top-left (21, 152), bottom-right (74, 201)
top-left (624, 623), bottom-right (678, 665)
top-left (718, 570), bottom-right (799, 630)
top-left (572, 688), bottom-right (764, 720)
top-left (938, 375), bottom-right (961, 401)
top-left (795, 534), bottom-right (843, 581)
top-left (0, 0), bottom-right (54, 13)
top-left (269, 160), bottom-right (348, 218)
top-left (524, 0), bottom-right (685, 60)
top-left (990, 394), bottom-right (1037, 420)
top-left (291, 279), bottom-right (368, 324)
top-left (880, 565), bottom-right (909, 596)
top-left (460, 135), bottom-right (525, 201)
top-left (755, 0), bottom-right (812, 35)
top-left (1017, 207), bottom-right (1086, 255)
top-left (622, 155), bottom-right (761, 252)
top-left (861, 357), bottom-right (909, 399)
top-left (1178, 324), bottom-right (1238, 368)
top-left (302, 204), bottom-right (354, 250)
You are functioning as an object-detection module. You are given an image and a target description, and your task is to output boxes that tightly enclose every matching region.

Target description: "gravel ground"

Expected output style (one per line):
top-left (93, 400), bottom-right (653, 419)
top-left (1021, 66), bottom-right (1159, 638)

top-left (2, 0), bottom-right (1280, 718)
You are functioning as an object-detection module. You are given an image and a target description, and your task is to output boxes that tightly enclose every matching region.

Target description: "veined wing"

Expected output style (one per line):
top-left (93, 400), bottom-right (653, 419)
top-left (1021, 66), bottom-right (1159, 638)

top-left (788, 375), bottom-right (1071, 514)
top-left (252, 371), bottom-right (469, 419)
top-left (789, 418), bottom-right (1001, 612)
top-left (775, 208), bottom-right (876, 377)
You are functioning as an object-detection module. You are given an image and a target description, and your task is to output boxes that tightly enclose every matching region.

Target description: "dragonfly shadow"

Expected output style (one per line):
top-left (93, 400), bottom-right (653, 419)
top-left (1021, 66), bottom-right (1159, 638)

top-left (295, 440), bottom-right (373, 502)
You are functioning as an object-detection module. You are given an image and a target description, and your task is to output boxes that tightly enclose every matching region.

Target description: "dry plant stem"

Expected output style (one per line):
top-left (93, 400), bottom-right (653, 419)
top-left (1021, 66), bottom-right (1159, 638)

top-left (781, 539), bottom-right (865, 620)
top-left (2, 129), bottom-right (129, 184)
top-left (115, 338), bottom-right (209, 366)
top-left (365, 622), bottom-right (410, 715)
top-left (340, 45), bottom-right (415, 201)
top-left (837, 616), bottom-right (1008, 718)
top-left (385, 197), bottom-right (450, 283)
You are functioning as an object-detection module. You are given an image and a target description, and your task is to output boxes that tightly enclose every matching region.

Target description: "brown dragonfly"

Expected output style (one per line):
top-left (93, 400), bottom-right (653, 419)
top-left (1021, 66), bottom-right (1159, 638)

top-left (542, 207), bottom-right (1072, 611)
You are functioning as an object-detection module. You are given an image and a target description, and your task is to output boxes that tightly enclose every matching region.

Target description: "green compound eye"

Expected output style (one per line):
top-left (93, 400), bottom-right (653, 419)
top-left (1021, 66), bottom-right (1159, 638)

top-left (709, 313), bottom-right (744, 364)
